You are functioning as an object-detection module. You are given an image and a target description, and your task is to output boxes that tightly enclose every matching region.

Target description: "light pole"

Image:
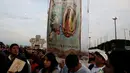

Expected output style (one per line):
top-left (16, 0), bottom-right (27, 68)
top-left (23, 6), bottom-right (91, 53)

top-left (89, 37), bottom-right (91, 48)
top-left (124, 29), bottom-right (127, 39)
top-left (129, 30), bottom-right (130, 40)
top-left (123, 29), bottom-right (127, 47)
top-left (112, 17), bottom-right (117, 39)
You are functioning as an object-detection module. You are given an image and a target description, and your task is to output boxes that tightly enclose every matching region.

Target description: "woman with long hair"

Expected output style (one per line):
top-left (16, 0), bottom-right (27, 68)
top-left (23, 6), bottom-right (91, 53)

top-left (39, 53), bottom-right (59, 73)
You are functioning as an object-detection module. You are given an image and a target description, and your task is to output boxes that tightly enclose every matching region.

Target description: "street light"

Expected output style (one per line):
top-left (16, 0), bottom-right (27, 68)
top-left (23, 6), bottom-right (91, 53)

top-left (129, 30), bottom-right (130, 40)
top-left (89, 37), bottom-right (91, 48)
top-left (112, 17), bottom-right (117, 39)
top-left (124, 29), bottom-right (127, 39)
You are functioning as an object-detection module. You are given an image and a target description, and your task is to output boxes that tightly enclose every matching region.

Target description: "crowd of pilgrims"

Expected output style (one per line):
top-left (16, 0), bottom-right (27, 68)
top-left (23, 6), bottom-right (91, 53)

top-left (0, 42), bottom-right (130, 73)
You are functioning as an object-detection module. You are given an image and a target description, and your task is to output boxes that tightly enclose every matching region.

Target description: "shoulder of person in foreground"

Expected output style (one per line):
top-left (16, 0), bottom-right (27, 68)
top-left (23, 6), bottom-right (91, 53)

top-left (52, 68), bottom-right (60, 73)
top-left (61, 64), bottom-right (91, 73)
top-left (38, 68), bottom-right (43, 73)
top-left (77, 64), bottom-right (91, 73)
top-left (17, 53), bottom-right (27, 61)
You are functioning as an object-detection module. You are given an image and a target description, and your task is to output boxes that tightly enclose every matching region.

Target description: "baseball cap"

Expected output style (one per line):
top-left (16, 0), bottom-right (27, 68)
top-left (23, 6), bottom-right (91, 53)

top-left (95, 49), bottom-right (108, 61)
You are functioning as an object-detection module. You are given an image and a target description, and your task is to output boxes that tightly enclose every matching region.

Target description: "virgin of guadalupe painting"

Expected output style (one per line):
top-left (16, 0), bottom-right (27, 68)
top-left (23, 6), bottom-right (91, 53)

top-left (62, 6), bottom-right (77, 38)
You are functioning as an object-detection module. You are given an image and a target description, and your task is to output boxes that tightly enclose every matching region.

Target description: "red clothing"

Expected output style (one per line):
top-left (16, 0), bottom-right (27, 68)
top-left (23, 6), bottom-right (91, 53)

top-left (31, 63), bottom-right (39, 72)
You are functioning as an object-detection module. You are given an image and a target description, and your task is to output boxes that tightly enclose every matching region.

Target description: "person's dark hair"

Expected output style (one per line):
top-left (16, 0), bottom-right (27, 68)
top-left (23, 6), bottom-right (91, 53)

top-left (65, 54), bottom-right (79, 69)
top-left (38, 49), bottom-right (46, 55)
top-left (0, 42), bottom-right (5, 48)
top-left (10, 43), bottom-right (19, 50)
top-left (42, 53), bottom-right (58, 73)
top-left (41, 50), bottom-right (46, 55)
top-left (109, 50), bottom-right (130, 73)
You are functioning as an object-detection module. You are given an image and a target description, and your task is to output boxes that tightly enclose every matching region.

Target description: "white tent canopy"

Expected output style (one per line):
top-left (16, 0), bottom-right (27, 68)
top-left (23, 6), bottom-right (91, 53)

top-left (88, 49), bottom-right (105, 53)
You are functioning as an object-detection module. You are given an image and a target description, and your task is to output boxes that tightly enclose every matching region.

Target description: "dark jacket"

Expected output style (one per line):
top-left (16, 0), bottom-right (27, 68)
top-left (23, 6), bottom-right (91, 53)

top-left (0, 52), bottom-right (8, 73)
top-left (7, 53), bottom-right (31, 73)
